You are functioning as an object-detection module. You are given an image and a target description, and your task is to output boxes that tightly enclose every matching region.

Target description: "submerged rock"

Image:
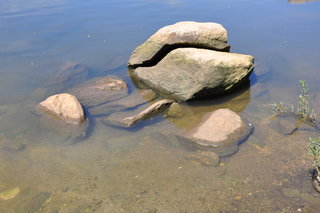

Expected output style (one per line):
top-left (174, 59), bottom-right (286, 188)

top-left (103, 99), bottom-right (174, 127)
top-left (38, 93), bottom-right (85, 124)
top-left (131, 48), bottom-right (254, 101)
top-left (88, 89), bottom-right (156, 116)
top-left (0, 134), bottom-right (27, 152)
top-left (68, 76), bottom-right (128, 107)
top-left (181, 108), bottom-right (252, 157)
top-left (185, 150), bottom-right (220, 166)
top-left (166, 102), bottom-right (185, 118)
top-left (17, 192), bottom-right (51, 213)
top-left (0, 187), bottom-right (20, 200)
top-left (269, 116), bottom-right (297, 135)
top-left (44, 61), bottom-right (89, 89)
top-left (128, 21), bottom-right (230, 67)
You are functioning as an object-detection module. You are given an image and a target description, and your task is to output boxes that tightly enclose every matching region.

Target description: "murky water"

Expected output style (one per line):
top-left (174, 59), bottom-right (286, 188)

top-left (1, 0), bottom-right (320, 212)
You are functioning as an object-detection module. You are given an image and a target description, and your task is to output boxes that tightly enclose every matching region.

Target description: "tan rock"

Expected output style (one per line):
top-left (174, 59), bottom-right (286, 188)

top-left (166, 102), bottom-right (185, 118)
top-left (104, 99), bottom-right (174, 127)
top-left (0, 187), bottom-right (20, 200)
top-left (38, 93), bottom-right (85, 124)
top-left (184, 108), bottom-right (251, 157)
top-left (128, 21), bottom-right (230, 67)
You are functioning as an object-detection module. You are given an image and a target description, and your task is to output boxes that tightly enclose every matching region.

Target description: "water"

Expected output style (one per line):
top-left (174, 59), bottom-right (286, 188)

top-left (1, 0), bottom-right (320, 212)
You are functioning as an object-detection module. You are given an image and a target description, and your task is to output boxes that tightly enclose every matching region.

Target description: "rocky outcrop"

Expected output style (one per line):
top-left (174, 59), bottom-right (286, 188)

top-left (103, 99), bottom-right (174, 127)
top-left (181, 108), bottom-right (252, 157)
top-left (128, 21), bottom-right (254, 101)
top-left (128, 21), bottom-right (230, 67)
top-left (68, 76), bottom-right (128, 107)
top-left (38, 93), bottom-right (85, 124)
top-left (131, 48), bottom-right (254, 101)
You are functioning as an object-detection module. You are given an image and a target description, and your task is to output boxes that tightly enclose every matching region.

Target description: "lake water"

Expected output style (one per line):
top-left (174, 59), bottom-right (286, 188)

top-left (1, 0), bottom-right (320, 212)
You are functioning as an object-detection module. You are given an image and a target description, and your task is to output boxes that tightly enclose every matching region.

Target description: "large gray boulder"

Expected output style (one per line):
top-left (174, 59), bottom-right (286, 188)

top-left (182, 108), bottom-right (252, 157)
top-left (128, 21), bottom-right (230, 67)
top-left (38, 93), bottom-right (85, 124)
top-left (130, 48), bottom-right (254, 101)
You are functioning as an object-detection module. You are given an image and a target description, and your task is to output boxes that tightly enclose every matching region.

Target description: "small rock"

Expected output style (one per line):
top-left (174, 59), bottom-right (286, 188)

top-left (0, 187), bottom-right (20, 200)
top-left (269, 116), bottom-right (297, 135)
top-left (312, 173), bottom-right (320, 193)
top-left (38, 93), bottom-right (85, 124)
top-left (181, 108), bottom-right (252, 157)
top-left (186, 150), bottom-right (220, 166)
top-left (103, 99), bottom-right (174, 127)
top-left (68, 76), bottom-right (128, 107)
top-left (166, 102), bottom-right (185, 118)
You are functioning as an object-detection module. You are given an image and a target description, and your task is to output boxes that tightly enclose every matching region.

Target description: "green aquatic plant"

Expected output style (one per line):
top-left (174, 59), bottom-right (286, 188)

top-left (272, 80), bottom-right (317, 126)
top-left (309, 137), bottom-right (320, 177)
top-left (296, 80), bottom-right (316, 122)
top-left (271, 102), bottom-right (288, 115)
top-left (309, 137), bottom-right (320, 193)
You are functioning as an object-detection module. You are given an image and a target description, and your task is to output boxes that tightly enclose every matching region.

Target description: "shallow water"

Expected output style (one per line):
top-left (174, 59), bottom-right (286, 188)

top-left (1, 0), bottom-right (320, 212)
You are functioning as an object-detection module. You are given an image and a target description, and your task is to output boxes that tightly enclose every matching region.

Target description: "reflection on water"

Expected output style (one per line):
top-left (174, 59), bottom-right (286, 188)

top-left (288, 0), bottom-right (320, 3)
top-left (1, 0), bottom-right (320, 212)
top-left (0, 0), bottom-right (67, 17)
top-left (168, 86), bottom-right (251, 130)
top-left (131, 0), bottom-right (183, 6)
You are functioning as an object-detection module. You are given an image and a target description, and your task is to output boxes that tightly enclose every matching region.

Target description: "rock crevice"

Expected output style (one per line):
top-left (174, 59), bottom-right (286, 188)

top-left (128, 21), bottom-right (254, 101)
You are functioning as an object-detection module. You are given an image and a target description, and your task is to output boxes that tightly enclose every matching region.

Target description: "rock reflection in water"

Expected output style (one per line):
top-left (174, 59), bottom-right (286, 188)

top-left (166, 85), bottom-right (251, 130)
top-left (288, 0), bottom-right (320, 3)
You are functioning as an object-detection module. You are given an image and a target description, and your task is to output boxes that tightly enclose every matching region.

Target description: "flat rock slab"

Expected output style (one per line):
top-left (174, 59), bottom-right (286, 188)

top-left (182, 108), bottom-right (252, 157)
top-left (103, 99), bottom-right (174, 127)
top-left (68, 76), bottom-right (128, 107)
top-left (131, 48), bottom-right (254, 101)
top-left (38, 93), bottom-right (85, 124)
top-left (128, 21), bottom-right (230, 67)
top-left (88, 89), bottom-right (156, 116)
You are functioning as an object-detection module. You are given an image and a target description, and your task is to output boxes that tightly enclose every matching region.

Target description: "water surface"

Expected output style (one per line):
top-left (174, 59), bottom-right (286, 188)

top-left (1, 0), bottom-right (320, 212)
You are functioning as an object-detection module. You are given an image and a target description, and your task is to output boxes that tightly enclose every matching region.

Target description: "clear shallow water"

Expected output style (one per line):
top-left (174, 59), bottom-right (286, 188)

top-left (1, 0), bottom-right (320, 212)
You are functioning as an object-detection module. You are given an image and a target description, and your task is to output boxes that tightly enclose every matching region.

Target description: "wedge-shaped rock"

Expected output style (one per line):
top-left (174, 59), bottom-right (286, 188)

top-left (103, 99), bottom-right (173, 127)
top-left (38, 93), bottom-right (85, 124)
top-left (128, 21), bottom-right (230, 67)
top-left (131, 48), bottom-right (254, 101)
top-left (182, 108), bottom-right (252, 157)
